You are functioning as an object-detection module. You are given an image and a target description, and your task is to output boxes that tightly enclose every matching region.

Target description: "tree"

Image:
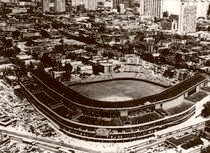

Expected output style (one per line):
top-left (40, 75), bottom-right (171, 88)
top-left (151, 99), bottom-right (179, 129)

top-left (64, 63), bottom-right (73, 80)
top-left (12, 30), bottom-right (21, 39)
top-left (40, 29), bottom-right (50, 38)
top-left (28, 61), bottom-right (35, 71)
top-left (207, 26), bottom-right (210, 32)
top-left (1, 38), bottom-right (13, 48)
top-left (14, 46), bottom-right (21, 55)
top-left (25, 38), bottom-right (35, 46)
top-left (41, 53), bottom-right (51, 66)
top-left (163, 11), bottom-right (169, 18)
top-left (201, 102), bottom-right (210, 118)
top-left (53, 45), bottom-right (64, 53)
top-left (107, 52), bottom-right (114, 59)
top-left (76, 4), bottom-right (86, 12)
top-left (52, 21), bottom-right (64, 29)
top-left (59, 38), bottom-right (64, 45)
top-left (207, 4), bottom-right (210, 16)
top-left (205, 60), bottom-right (210, 66)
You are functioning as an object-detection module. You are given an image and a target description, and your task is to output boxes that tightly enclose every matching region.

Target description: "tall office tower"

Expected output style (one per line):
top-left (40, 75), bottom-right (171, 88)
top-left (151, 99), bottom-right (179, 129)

top-left (71, 0), bottom-right (88, 9)
top-left (119, 3), bottom-right (125, 13)
top-left (65, 0), bottom-right (71, 12)
top-left (139, 0), bottom-right (144, 15)
top-left (139, 0), bottom-right (163, 18)
top-left (113, 0), bottom-right (120, 9)
top-left (113, 0), bottom-right (131, 9)
top-left (42, 0), bottom-right (50, 12)
top-left (71, 0), bottom-right (113, 10)
top-left (113, 0), bottom-right (123, 9)
top-left (104, 0), bottom-right (113, 9)
top-left (55, 0), bottom-right (66, 12)
top-left (88, 0), bottom-right (96, 10)
top-left (179, 1), bottom-right (197, 33)
top-left (34, 0), bottom-right (42, 2)
top-left (197, 0), bottom-right (209, 18)
top-left (162, 0), bottom-right (210, 19)
top-left (10, 0), bottom-right (19, 4)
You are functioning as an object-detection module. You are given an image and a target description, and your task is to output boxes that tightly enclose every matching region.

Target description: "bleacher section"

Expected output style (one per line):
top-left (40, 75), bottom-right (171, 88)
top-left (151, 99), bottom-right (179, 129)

top-left (78, 116), bottom-right (123, 126)
top-left (201, 86), bottom-right (210, 92)
top-left (166, 102), bottom-right (194, 115)
top-left (135, 73), bottom-right (172, 87)
top-left (78, 112), bottom-right (162, 126)
top-left (53, 106), bottom-right (77, 119)
top-left (32, 86), bottom-right (78, 120)
top-left (155, 108), bottom-right (169, 117)
top-left (185, 91), bottom-right (208, 103)
top-left (129, 112), bottom-right (161, 125)
top-left (112, 72), bottom-right (136, 78)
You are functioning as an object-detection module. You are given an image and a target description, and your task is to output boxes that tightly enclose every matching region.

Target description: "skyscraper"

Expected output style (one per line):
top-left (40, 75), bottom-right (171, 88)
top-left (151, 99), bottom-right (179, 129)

top-left (162, 0), bottom-right (210, 19)
top-left (162, 0), bottom-right (210, 33)
top-left (113, 0), bottom-right (132, 9)
top-left (88, 0), bottom-right (96, 10)
top-left (42, 0), bottom-right (50, 12)
top-left (196, 0), bottom-right (209, 18)
top-left (179, 1), bottom-right (197, 33)
top-left (65, 0), bottom-right (71, 12)
top-left (71, 0), bottom-right (112, 10)
top-left (10, 0), bottom-right (19, 4)
top-left (71, 0), bottom-right (88, 9)
top-left (55, 0), bottom-right (66, 12)
top-left (139, 0), bottom-right (163, 18)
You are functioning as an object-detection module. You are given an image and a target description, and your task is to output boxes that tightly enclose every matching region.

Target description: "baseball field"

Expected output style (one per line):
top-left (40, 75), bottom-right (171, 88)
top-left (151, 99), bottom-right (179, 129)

top-left (70, 79), bottom-right (166, 102)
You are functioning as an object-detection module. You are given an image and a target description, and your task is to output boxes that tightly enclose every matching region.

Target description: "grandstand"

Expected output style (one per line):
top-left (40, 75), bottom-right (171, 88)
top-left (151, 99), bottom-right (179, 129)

top-left (166, 101), bottom-right (194, 115)
top-left (19, 69), bottom-right (208, 142)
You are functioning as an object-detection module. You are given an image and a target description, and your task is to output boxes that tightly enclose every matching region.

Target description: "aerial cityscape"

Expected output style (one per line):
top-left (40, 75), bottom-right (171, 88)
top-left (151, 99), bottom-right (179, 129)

top-left (1, 0), bottom-right (210, 153)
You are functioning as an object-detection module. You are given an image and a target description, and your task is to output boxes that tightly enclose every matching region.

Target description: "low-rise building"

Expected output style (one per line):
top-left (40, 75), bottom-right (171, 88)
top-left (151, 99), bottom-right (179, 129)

top-left (70, 61), bottom-right (83, 72)
top-left (51, 70), bottom-right (65, 81)
top-left (78, 65), bottom-right (93, 74)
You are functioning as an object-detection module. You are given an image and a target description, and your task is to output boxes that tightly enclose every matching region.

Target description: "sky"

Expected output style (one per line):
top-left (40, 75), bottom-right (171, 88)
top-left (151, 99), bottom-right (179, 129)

top-left (162, 0), bottom-right (181, 15)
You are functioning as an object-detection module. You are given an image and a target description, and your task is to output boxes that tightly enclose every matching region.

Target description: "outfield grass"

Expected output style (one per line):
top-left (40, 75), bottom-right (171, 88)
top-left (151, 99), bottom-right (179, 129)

top-left (70, 80), bottom-right (166, 101)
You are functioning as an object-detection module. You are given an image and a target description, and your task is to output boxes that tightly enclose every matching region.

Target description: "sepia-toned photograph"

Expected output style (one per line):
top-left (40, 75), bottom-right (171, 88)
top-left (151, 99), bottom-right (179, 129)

top-left (0, 0), bottom-right (210, 152)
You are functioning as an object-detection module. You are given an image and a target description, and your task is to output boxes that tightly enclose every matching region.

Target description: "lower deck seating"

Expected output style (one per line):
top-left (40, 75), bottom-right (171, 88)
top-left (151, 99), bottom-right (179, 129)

top-left (129, 112), bottom-right (161, 125)
top-left (155, 108), bottom-right (169, 116)
top-left (35, 92), bottom-right (58, 107)
top-left (53, 106), bottom-right (77, 119)
top-left (78, 115), bottom-right (123, 126)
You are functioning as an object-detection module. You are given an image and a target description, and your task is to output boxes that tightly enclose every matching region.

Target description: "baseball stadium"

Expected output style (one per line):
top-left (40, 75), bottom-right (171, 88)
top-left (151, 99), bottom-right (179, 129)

top-left (19, 69), bottom-right (209, 142)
